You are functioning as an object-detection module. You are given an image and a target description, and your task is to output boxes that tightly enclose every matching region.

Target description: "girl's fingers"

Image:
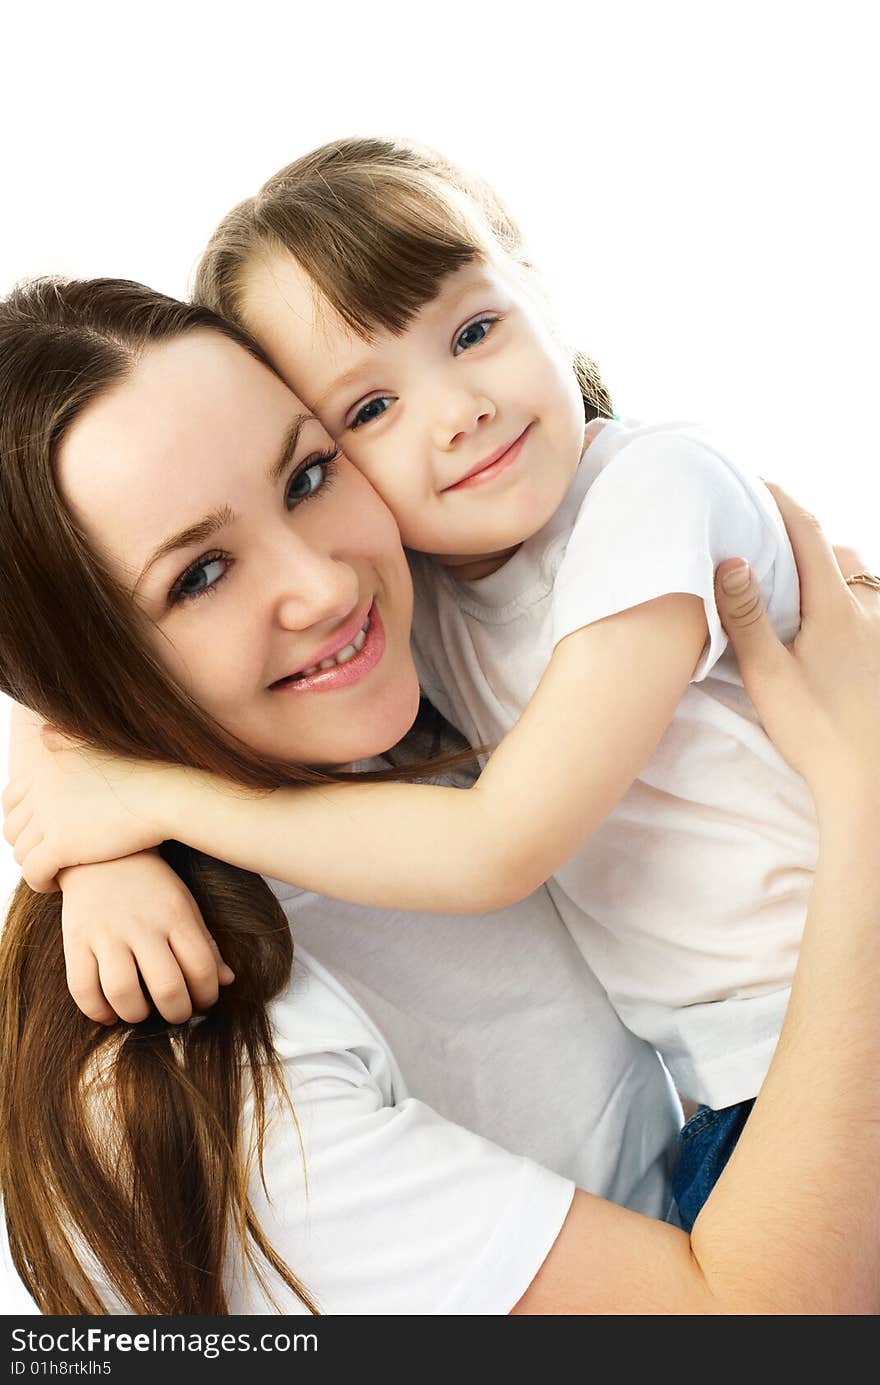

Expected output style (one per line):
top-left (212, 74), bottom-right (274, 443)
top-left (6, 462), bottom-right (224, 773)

top-left (21, 843), bottom-right (62, 895)
top-left (2, 799), bottom-right (32, 847)
top-left (1, 777), bottom-right (29, 818)
top-left (14, 821), bottom-right (62, 892)
top-left (64, 947), bottom-right (119, 1026)
top-left (95, 943), bottom-right (151, 1025)
top-left (126, 938), bottom-right (194, 1025)
top-left (764, 483), bottom-right (849, 615)
top-left (169, 922), bottom-right (234, 1013)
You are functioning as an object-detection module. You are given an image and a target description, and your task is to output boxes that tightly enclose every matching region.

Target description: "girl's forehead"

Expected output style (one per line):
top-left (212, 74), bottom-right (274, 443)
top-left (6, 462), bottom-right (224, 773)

top-left (242, 256), bottom-right (382, 403)
top-left (241, 252), bottom-right (511, 396)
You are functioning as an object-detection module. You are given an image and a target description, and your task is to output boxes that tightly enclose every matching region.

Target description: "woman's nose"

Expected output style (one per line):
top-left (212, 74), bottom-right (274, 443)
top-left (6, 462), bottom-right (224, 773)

top-left (272, 539), bottom-right (361, 633)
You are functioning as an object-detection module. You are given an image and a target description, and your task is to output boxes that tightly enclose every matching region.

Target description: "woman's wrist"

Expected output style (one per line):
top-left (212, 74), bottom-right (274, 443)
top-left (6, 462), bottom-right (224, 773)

top-left (810, 767), bottom-right (880, 839)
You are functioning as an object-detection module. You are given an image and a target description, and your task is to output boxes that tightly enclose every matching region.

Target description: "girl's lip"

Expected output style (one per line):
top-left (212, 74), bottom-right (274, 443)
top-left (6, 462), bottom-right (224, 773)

top-left (444, 424), bottom-right (532, 491)
top-left (269, 603), bottom-right (385, 694)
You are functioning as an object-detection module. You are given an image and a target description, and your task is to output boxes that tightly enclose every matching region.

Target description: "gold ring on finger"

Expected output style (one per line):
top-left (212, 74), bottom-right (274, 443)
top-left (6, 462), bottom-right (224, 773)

top-left (845, 572), bottom-right (880, 591)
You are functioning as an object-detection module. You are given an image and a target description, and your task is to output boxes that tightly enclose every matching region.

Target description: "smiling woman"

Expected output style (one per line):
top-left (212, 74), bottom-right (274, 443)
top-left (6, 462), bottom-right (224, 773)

top-left (55, 328), bottom-right (419, 767)
top-left (0, 276), bottom-right (683, 1314)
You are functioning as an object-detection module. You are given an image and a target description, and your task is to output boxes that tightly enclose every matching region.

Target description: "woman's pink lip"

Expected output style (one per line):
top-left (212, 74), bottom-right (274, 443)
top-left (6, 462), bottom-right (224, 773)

top-left (444, 424), bottom-right (532, 491)
top-left (280, 598), bottom-right (373, 678)
top-left (269, 603), bottom-right (385, 694)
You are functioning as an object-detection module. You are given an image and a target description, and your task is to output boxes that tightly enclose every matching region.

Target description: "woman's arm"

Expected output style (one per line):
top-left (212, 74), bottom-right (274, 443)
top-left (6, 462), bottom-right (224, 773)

top-left (513, 492), bottom-right (880, 1312)
top-left (4, 593), bottom-right (707, 909)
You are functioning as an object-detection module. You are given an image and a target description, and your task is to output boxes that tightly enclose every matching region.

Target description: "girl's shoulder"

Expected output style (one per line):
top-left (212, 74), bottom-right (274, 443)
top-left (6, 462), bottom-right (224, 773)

top-left (577, 417), bottom-right (775, 532)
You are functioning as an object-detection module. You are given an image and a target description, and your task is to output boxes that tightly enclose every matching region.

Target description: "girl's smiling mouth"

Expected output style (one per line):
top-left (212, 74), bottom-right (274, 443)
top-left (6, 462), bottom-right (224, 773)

top-left (269, 603), bottom-right (385, 693)
top-left (443, 424), bottom-right (533, 492)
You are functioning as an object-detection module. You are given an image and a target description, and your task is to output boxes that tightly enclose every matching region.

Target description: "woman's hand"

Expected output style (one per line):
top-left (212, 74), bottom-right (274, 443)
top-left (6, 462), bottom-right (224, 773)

top-left (715, 483), bottom-right (880, 810)
top-left (2, 733), bottom-right (178, 892)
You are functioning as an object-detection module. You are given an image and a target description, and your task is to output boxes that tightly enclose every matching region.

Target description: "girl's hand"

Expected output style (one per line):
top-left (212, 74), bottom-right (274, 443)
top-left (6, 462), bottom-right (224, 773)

top-left (59, 851), bottom-right (235, 1025)
top-left (715, 483), bottom-right (880, 808)
top-left (2, 735), bottom-right (176, 893)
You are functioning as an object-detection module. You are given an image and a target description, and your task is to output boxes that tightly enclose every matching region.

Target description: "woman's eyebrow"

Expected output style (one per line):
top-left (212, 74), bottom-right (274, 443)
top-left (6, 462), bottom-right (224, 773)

top-left (267, 411), bottom-right (312, 484)
top-left (133, 412), bottom-right (313, 594)
top-left (132, 505), bottom-right (236, 595)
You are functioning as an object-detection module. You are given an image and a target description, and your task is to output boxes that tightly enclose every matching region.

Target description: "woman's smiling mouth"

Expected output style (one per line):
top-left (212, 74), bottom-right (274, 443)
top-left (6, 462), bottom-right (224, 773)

top-left (269, 603), bottom-right (385, 693)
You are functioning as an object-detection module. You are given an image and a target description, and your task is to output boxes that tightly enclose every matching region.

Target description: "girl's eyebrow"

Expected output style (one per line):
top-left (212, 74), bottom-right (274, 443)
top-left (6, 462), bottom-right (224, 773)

top-left (132, 412), bottom-right (312, 594)
top-left (313, 361), bottom-right (375, 413)
top-left (314, 274), bottom-right (500, 411)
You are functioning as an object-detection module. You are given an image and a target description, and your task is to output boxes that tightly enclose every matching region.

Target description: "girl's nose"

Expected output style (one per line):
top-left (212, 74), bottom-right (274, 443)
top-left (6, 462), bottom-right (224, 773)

top-left (272, 538), bottom-right (361, 633)
top-left (431, 386), bottom-right (496, 451)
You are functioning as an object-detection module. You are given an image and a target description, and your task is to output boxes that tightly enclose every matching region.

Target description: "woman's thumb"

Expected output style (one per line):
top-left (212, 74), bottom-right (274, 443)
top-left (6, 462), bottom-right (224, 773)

top-left (715, 560), bottom-right (786, 686)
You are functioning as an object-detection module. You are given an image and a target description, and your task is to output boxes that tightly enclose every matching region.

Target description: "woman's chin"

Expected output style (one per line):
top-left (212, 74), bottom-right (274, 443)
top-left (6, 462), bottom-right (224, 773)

top-left (347, 675), bottom-right (423, 762)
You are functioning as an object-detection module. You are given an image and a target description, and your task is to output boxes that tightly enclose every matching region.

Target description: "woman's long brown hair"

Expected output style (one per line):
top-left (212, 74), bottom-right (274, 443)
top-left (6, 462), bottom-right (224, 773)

top-left (192, 135), bottom-right (614, 423)
top-left (0, 277), bottom-right (471, 1315)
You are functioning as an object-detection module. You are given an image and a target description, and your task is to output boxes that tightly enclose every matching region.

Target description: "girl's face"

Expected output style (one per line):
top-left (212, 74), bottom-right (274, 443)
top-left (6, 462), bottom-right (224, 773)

top-left (56, 331), bottom-right (420, 767)
top-left (241, 257), bottom-right (587, 575)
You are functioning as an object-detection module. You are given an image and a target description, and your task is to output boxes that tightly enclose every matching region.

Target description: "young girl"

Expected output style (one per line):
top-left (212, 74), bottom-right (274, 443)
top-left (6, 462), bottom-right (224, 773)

top-left (4, 139), bottom-right (859, 1227)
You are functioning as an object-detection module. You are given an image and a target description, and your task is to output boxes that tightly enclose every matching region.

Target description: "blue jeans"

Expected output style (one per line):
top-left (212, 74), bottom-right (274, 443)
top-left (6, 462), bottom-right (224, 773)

top-left (672, 1099), bottom-right (755, 1231)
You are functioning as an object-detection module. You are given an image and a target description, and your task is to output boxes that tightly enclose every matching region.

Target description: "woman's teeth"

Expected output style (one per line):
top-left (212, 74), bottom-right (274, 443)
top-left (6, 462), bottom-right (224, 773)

top-left (295, 618), bottom-right (369, 679)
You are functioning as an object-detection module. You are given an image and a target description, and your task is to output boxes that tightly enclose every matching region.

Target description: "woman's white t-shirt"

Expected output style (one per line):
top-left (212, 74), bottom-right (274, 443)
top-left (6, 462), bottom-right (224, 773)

top-left (231, 878), bottom-right (680, 1314)
top-left (2, 883), bottom-right (680, 1315)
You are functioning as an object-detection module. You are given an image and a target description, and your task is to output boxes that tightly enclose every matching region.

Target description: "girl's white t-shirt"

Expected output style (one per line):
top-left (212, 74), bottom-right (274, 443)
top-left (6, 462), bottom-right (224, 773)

top-left (409, 420), bottom-right (818, 1108)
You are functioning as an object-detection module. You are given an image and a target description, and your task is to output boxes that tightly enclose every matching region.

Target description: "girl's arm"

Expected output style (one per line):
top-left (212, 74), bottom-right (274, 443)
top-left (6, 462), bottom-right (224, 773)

top-left (515, 494), bottom-right (880, 1313)
top-left (4, 593), bottom-right (707, 909)
top-left (178, 592), bottom-right (706, 909)
top-left (5, 701), bottom-right (233, 1023)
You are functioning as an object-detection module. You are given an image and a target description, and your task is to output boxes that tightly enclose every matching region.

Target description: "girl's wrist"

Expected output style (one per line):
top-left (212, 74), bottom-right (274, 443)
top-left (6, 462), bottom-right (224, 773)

top-left (163, 764), bottom-right (251, 849)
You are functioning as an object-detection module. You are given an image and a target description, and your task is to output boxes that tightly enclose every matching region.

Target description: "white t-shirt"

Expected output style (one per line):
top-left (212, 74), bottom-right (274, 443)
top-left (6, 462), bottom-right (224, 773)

top-left (2, 878), bottom-right (680, 1315)
top-left (410, 420), bottom-right (818, 1108)
top-left (229, 946), bottom-right (572, 1315)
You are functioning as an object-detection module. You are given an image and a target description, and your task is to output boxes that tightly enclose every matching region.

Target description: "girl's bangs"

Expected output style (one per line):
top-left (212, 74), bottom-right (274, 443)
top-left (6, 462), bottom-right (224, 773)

top-left (254, 175), bottom-right (490, 339)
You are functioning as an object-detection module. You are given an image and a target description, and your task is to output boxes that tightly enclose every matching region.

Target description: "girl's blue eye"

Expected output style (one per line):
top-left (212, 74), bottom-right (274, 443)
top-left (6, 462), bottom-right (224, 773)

top-left (454, 317), bottom-right (496, 355)
top-left (350, 397), bottom-right (392, 430)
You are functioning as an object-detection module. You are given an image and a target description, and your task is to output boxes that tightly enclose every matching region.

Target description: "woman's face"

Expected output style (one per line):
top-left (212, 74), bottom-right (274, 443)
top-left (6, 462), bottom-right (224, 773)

top-left (56, 330), bottom-right (420, 766)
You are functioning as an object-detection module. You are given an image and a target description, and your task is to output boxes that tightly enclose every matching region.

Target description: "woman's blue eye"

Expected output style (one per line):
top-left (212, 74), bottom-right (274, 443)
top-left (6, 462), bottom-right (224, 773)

top-left (168, 450), bottom-right (338, 608)
top-left (171, 554), bottom-right (228, 604)
top-left (287, 457), bottom-right (331, 503)
top-left (454, 317), bottom-right (495, 355)
top-left (350, 397), bottom-right (391, 430)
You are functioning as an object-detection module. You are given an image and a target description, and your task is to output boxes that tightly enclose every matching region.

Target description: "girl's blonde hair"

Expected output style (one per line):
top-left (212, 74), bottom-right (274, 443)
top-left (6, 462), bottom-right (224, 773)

top-left (194, 136), bottom-right (613, 421)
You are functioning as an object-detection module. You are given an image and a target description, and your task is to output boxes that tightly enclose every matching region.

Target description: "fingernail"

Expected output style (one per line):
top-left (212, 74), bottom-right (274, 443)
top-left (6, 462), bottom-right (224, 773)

top-left (721, 561), bottom-right (751, 595)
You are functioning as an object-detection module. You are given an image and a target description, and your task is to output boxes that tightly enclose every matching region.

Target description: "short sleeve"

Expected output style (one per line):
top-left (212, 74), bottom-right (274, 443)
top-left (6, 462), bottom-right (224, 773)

top-left (552, 430), bottom-right (798, 680)
top-left (234, 961), bottom-right (575, 1315)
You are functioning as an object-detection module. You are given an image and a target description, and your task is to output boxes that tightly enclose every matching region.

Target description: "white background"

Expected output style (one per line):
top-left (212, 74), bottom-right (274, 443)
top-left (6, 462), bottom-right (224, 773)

top-left (1, 0), bottom-right (878, 1312)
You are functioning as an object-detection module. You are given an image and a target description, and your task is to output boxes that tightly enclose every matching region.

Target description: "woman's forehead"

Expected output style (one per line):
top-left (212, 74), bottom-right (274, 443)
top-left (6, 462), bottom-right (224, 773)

top-left (55, 333), bottom-right (298, 549)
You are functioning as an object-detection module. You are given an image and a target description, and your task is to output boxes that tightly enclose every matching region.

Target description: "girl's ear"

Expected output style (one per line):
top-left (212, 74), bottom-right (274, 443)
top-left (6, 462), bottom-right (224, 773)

top-left (41, 725), bottom-right (73, 753)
